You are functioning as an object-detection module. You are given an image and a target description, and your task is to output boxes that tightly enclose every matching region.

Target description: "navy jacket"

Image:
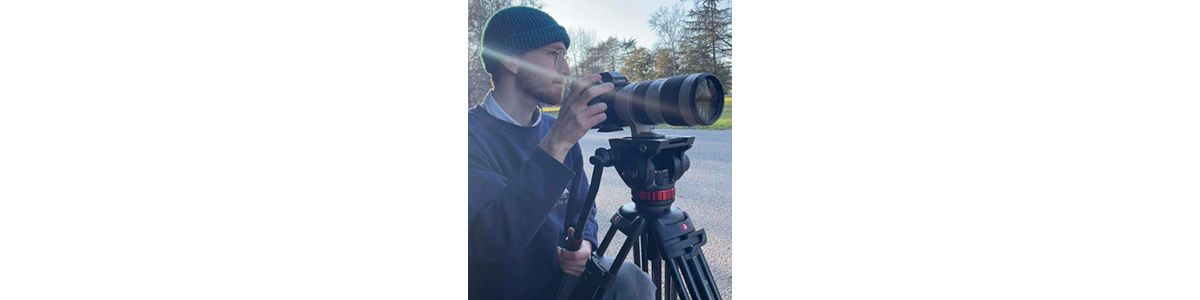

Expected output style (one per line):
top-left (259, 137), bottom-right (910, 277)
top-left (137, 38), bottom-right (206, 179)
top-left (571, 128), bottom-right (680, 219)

top-left (467, 106), bottom-right (599, 299)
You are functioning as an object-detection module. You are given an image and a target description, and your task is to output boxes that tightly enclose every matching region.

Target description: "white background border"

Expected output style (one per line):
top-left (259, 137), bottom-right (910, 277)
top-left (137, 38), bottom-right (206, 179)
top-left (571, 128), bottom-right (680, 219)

top-left (3, 1), bottom-right (1198, 299)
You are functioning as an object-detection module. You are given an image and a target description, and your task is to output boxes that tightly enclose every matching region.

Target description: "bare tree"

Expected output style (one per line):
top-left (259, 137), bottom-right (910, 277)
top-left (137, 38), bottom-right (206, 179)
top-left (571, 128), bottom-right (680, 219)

top-left (566, 26), bottom-right (596, 78)
top-left (647, 3), bottom-right (687, 76)
top-left (578, 37), bottom-right (615, 76)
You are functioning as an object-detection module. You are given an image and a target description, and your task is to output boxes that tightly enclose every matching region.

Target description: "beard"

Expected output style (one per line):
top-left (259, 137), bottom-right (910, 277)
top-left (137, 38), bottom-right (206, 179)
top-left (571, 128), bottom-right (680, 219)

top-left (516, 70), bottom-right (566, 106)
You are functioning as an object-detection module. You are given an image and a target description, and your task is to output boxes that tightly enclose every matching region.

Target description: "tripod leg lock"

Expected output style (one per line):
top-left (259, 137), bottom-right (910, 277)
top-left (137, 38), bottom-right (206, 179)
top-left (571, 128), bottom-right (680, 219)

top-left (567, 253), bottom-right (617, 300)
top-left (661, 226), bottom-right (709, 261)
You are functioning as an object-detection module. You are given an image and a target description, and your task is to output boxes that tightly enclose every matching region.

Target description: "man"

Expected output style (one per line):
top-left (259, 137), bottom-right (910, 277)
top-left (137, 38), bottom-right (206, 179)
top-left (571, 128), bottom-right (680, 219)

top-left (467, 6), bottom-right (656, 300)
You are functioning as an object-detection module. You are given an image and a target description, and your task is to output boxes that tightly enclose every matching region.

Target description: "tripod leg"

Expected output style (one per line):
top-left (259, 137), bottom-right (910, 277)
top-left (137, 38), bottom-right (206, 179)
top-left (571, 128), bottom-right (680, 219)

top-left (606, 218), bottom-right (644, 275)
top-left (640, 234), bottom-right (650, 273)
top-left (654, 256), bottom-right (664, 300)
top-left (664, 257), bottom-right (692, 300)
top-left (683, 256), bottom-right (717, 300)
top-left (595, 223), bottom-right (619, 257)
top-left (589, 218), bottom-right (645, 299)
top-left (570, 219), bottom-right (645, 300)
top-left (644, 230), bottom-right (665, 300)
top-left (696, 250), bottom-right (722, 300)
top-left (633, 235), bottom-right (641, 269)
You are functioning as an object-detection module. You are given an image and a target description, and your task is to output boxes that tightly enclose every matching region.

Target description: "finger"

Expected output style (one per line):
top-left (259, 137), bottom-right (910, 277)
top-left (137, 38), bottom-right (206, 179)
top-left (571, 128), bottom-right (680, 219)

top-left (570, 74), bottom-right (603, 98)
top-left (558, 256), bottom-right (583, 274)
top-left (585, 110), bottom-right (608, 126)
top-left (575, 83), bottom-right (614, 109)
top-left (559, 245), bottom-right (584, 260)
top-left (560, 261), bottom-right (575, 274)
top-left (559, 76), bottom-right (594, 110)
top-left (569, 249), bottom-right (590, 261)
top-left (583, 102), bottom-right (608, 116)
top-left (566, 227), bottom-right (575, 238)
top-left (565, 261), bottom-right (584, 272)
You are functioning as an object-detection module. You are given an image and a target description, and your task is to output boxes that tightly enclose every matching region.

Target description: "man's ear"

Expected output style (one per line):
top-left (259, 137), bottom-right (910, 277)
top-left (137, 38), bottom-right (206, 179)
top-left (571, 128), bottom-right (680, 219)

top-left (500, 56), bottom-right (520, 75)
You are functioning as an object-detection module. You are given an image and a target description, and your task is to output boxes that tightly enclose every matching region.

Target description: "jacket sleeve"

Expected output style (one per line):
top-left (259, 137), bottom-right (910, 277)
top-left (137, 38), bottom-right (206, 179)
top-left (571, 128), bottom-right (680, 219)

top-left (468, 142), bottom-right (575, 262)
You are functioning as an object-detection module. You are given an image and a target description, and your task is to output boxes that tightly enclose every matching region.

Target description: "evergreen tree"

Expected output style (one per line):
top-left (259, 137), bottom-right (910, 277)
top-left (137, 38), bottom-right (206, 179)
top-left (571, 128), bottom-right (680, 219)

top-left (682, 0), bottom-right (732, 90)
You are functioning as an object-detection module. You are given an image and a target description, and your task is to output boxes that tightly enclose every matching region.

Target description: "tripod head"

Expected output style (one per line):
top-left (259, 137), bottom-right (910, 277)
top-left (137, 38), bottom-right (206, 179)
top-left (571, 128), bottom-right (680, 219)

top-left (565, 134), bottom-right (695, 251)
top-left (606, 135), bottom-right (694, 215)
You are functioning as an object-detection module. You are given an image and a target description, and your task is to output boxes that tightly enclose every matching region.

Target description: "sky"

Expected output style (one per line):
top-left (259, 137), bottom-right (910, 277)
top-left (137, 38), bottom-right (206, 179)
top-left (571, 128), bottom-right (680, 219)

top-left (539, 0), bottom-right (693, 49)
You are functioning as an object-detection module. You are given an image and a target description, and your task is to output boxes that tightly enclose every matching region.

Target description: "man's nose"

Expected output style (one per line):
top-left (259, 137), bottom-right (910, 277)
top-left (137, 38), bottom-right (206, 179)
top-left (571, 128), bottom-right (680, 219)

top-left (558, 60), bottom-right (570, 75)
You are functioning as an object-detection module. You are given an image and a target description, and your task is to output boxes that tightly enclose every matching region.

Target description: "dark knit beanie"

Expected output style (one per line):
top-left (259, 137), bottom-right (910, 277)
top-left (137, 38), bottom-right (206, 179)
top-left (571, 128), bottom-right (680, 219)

top-left (480, 6), bottom-right (571, 74)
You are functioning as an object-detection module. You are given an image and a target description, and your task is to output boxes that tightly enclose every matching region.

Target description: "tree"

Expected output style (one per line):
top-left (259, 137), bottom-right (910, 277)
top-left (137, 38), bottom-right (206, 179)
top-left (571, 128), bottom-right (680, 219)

top-left (576, 37), bottom-right (641, 77)
top-left (566, 26), bottom-right (597, 78)
top-left (652, 48), bottom-right (677, 79)
top-left (620, 47), bottom-right (655, 82)
top-left (467, 0), bottom-right (544, 108)
top-left (616, 38), bottom-right (638, 72)
top-left (682, 0), bottom-right (732, 90)
top-left (647, 3), bottom-right (687, 77)
top-left (577, 37), bottom-right (616, 76)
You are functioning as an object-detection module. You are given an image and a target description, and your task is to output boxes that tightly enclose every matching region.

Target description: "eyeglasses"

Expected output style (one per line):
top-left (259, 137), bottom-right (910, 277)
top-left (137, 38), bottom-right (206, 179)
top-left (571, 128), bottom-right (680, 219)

top-left (547, 49), bottom-right (569, 69)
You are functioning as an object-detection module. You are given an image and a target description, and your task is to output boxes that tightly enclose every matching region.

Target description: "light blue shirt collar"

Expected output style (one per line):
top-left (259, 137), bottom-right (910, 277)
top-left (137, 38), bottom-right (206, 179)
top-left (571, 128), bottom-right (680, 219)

top-left (482, 91), bottom-right (541, 127)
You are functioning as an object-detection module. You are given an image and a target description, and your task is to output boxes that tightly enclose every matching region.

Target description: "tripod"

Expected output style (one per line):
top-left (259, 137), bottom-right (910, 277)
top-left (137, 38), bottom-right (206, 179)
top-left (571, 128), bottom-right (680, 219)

top-left (563, 134), bottom-right (722, 300)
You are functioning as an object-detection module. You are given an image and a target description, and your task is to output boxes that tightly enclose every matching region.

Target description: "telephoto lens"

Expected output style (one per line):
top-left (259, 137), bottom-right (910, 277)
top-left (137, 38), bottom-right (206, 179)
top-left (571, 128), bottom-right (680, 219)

top-left (583, 72), bottom-right (725, 131)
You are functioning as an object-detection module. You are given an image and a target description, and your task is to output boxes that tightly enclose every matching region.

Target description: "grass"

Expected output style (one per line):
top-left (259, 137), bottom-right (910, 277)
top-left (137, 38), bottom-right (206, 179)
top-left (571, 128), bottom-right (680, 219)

top-left (546, 96), bottom-right (732, 130)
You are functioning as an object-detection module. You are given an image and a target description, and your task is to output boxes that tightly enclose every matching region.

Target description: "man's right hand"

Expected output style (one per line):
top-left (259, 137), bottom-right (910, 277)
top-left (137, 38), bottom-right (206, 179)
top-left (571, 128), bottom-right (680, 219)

top-left (539, 74), bottom-right (614, 163)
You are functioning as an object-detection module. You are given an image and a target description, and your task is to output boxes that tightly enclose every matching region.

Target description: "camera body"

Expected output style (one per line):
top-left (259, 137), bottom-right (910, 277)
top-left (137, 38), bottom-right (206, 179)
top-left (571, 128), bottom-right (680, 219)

top-left (586, 72), bottom-right (633, 132)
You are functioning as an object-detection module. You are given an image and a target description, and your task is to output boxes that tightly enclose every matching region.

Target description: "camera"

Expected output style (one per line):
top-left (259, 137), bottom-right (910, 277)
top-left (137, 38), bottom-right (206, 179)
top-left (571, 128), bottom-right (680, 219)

top-left (583, 72), bottom-right (725, 133)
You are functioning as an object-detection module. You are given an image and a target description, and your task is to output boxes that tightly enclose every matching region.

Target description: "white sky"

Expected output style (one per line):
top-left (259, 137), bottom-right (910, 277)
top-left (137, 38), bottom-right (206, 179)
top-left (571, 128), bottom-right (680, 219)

top-left (540, 0), bottom-right (692, 49)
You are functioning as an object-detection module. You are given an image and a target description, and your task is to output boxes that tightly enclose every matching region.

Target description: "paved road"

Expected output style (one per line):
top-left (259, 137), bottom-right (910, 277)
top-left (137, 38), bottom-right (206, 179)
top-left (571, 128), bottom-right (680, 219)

top-left (579, 129), bottom-right (732, 300)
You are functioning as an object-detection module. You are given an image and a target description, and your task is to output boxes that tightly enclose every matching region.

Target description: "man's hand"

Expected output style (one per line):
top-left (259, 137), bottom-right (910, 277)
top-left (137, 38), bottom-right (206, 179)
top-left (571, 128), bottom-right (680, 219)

top-left (540, 74), bottom-right (613, 163)
top-left (557, 227), bottom-right (593, 276)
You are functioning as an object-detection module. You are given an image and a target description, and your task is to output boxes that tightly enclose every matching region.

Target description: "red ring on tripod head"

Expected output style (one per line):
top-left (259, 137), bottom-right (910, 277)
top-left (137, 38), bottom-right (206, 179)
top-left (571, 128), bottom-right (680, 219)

top-left (633, 188), bottom-right (675, 201)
